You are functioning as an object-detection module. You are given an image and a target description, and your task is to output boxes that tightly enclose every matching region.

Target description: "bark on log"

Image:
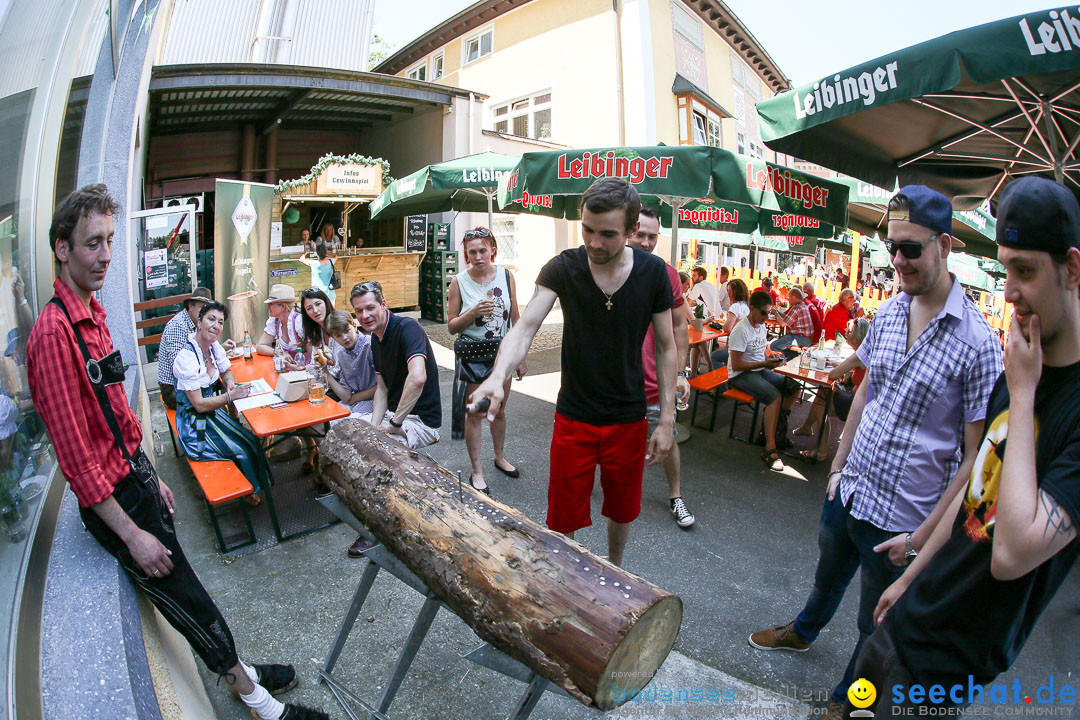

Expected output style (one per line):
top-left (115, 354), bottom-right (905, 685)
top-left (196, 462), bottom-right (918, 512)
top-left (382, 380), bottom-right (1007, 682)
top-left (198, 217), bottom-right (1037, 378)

top-left (320, 418), bottom-right (682, 710)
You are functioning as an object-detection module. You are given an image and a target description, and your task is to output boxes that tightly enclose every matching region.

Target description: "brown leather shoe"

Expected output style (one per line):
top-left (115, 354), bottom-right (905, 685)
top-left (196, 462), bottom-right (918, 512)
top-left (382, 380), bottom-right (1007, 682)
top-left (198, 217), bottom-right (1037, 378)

top-left (748, 622), bottom-right (811, 652)
top-left (347, 535), bottom-right (377, 558)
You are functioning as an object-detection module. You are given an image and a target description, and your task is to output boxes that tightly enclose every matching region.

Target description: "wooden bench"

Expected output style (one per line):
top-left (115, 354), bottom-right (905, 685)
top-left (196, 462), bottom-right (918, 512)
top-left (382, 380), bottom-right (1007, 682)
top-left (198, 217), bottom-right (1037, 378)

top-left (163, 401), bottom-right (256, 552)
top-left (686, 366), bottom-right (760, 439)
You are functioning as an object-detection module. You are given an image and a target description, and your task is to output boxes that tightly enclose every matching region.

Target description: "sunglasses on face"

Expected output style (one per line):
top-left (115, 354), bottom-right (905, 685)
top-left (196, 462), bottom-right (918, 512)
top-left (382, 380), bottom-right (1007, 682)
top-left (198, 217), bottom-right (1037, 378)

top-left (885, 233), bottom-right (940, 260)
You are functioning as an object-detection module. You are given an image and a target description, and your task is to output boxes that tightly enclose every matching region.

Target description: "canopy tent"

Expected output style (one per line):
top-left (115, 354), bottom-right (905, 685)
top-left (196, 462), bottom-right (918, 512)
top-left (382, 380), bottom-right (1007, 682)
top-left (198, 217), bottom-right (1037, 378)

top-left (368, 151), bottom-right (546, 228)
top-left (756, 8), bottom-right (1080, 209)
top-left (497, 145), bottom-right (849, 265)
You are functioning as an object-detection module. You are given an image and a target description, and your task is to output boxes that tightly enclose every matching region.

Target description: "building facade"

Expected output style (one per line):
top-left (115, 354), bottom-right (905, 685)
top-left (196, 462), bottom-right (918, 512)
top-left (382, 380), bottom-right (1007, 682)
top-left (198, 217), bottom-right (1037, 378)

top-left (375, 0), bottom-right (791, 281)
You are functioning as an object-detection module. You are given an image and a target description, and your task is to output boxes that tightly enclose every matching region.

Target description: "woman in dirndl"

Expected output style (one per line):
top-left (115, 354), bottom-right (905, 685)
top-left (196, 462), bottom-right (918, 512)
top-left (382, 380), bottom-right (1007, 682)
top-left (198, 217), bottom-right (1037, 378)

top-left (173, 301), bottom-right (270, 505)
top-left (446, 227), bottom-right (526, 496)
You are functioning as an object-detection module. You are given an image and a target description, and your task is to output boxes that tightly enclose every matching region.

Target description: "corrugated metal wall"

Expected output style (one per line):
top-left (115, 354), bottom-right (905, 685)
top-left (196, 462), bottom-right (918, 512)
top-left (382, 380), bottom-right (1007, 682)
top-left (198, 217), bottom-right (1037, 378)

top-left (0, 0), bottom-right (83, 98)
top-left (156, 0), bottom-right (373, 71)
top-left (287, 0), bottom-right (371, 71)
top-left (158, 0), bottom-right (263, 65)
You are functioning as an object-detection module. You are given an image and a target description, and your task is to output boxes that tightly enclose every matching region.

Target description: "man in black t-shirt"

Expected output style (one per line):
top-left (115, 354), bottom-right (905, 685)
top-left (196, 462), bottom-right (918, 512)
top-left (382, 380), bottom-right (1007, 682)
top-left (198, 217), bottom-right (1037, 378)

top-left (472, 178), bottom-right (676, 567)
top-left (850, 177), bottom-right (1080, 717)
top-left (344, 281), bottom-right (442, 557)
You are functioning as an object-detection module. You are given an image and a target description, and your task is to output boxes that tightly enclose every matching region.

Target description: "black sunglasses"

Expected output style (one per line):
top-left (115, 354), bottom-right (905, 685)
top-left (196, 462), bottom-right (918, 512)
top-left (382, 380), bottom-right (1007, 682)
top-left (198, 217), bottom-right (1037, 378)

top-left (884, 233), bottom-right (940, 260)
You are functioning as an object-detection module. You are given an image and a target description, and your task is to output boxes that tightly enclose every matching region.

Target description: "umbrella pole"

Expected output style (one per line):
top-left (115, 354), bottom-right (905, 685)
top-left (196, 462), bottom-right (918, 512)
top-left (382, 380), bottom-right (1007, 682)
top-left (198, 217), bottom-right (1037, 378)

top-left (487, 190), bottom-right (494, 230)
top-left (665, 198), bottom-right (687, 267)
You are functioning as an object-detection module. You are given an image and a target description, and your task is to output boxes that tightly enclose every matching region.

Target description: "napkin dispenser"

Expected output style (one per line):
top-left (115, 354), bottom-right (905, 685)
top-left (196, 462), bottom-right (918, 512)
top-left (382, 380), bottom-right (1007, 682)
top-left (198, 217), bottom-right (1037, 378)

top-left (275, 371), bottom-right (310, 402)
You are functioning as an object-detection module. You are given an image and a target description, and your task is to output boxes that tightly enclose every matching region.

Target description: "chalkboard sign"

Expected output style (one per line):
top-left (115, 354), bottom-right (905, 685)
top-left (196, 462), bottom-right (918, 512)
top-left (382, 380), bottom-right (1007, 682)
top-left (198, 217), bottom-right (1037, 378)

top-left (405, 215), bottom-right (427, 252)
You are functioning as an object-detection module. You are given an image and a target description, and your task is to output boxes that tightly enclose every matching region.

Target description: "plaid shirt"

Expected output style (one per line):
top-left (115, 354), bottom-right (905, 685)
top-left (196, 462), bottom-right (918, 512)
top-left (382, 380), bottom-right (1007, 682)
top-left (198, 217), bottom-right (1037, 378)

top-left (27, 280), bottom-right (143, 507)
top-left (156, 308), bottom-right (195, 386)
top-left (780, 300), bottom-right (815, 338)
top-left (840, 278), bottom-right (1002, 531)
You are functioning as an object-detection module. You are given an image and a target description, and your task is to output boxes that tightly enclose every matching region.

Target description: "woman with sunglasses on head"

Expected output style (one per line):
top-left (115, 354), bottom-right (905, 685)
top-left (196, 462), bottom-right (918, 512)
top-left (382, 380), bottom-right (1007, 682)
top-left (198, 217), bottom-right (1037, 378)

top-left (172, 302), bottom-right (269, 506)
top-left (447, 227), bottom-right (526, 496)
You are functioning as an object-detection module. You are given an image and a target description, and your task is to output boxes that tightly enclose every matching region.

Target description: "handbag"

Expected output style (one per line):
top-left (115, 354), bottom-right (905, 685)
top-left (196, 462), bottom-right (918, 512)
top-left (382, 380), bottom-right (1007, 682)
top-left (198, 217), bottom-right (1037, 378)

top-left (453, 336), bottom-right (500, 384)
top-left (328, 259), bottom-right (342, 290)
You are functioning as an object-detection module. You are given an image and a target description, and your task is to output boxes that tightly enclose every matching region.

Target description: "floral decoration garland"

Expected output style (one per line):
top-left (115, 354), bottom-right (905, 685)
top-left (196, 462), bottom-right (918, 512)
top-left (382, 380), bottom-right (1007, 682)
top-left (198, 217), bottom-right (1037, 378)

top-left (275, 153), bottom-right (393, 194)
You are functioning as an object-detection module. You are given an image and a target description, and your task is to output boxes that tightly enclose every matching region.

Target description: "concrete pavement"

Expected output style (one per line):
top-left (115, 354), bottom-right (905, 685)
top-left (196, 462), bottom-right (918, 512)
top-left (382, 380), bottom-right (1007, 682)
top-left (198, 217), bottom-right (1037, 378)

top-left (146, 319), bottom-right (1079, 719)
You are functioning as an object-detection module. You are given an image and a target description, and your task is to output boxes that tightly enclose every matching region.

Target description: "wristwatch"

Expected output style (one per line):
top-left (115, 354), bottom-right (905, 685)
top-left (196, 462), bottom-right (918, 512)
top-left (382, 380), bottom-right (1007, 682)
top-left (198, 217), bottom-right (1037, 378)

top-left (677, 370), bottom-right (689, 378)
top-left (388, 417), bottom-right (403, 428)
top-left (905, 532), bottom-right (918, 562)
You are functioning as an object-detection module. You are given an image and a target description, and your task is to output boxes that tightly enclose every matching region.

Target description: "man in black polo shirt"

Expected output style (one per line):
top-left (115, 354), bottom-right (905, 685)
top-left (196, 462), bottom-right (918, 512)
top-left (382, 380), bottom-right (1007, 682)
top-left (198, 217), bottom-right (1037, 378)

top-left (472, 178), bottom-right (676, 567)
top-left (344, 280), bottom-right (442, 557)
top-left (350, 281), bottom-right (441, 447)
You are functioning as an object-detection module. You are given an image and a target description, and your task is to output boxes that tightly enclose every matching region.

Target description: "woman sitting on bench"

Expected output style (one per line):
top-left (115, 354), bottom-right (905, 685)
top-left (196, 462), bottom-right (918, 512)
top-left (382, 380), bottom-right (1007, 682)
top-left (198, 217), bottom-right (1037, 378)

top-left (173, 301), bottom-right (270, 506)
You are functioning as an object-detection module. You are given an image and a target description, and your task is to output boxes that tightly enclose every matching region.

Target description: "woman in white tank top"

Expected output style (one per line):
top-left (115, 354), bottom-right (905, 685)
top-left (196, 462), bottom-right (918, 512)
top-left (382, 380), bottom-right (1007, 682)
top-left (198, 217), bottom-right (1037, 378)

top-left (446, 227), bottom-right (525, 496)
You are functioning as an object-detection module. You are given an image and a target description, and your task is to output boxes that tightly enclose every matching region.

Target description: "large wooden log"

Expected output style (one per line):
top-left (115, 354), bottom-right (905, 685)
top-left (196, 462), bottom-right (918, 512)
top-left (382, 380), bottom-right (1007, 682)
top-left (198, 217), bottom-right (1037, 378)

top-left (320, 418), bottom-right (682, 710)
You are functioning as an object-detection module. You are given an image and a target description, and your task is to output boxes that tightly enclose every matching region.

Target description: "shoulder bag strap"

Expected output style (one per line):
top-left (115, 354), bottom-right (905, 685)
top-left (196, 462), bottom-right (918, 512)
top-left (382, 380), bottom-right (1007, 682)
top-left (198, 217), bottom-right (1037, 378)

top-left (48, 297), bottom-right (135, 466)
top-left (504, 268), bottom-right (513, 331)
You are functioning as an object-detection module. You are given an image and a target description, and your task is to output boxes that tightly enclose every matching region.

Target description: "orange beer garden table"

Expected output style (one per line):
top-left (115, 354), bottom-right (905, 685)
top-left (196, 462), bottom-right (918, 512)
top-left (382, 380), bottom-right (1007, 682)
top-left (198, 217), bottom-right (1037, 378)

top-left (231, 354), bottom-right (349, 541)
top-left (688, 323), bottom-right (728, 346)
top-left (773, 349), bottom-right (851, 457)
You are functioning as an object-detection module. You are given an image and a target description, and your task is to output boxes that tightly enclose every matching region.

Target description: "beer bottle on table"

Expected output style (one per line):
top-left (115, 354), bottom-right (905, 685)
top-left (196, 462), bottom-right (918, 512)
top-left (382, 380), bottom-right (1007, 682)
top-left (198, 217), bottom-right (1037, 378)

top-left (243, 330), bottom-right (253, 361)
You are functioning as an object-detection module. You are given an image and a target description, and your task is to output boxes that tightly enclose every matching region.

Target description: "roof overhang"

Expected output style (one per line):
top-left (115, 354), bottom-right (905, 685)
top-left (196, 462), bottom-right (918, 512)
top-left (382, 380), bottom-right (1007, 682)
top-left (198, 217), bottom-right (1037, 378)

top-left (375, 0), bottom-right (530, 75)
top-left (680, 0), bottom-right (789, 93)
top-left (148, 63), bottom-right (485, 136)
top-left (672, 73), bottom-right (733, 118)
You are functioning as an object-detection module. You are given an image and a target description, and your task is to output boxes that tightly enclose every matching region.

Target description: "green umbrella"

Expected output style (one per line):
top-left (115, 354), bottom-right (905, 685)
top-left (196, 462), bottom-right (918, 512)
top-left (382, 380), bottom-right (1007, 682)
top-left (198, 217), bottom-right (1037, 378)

top-left (497, 145), bottom-right (849, 264)
top-left (756, 9), bottom-right (1080, 207)
top-left (835, 177), bottom-right (999, 258)
top-left (368, 151), bottom-right (554, 227)
top-left (948, 252), bottom-right (997, 292)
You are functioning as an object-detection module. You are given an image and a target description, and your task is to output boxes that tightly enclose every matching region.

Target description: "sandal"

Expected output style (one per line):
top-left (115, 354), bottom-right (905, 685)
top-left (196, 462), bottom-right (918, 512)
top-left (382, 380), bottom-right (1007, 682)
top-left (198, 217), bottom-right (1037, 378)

top-left (244, 493), bottom-right (262, 507)
top-left (469, 475), bottom-right (492, 496)
top-left (799, 448), bottom-right (828, 463)
top-left (761, 449), bottom-right (785, 472)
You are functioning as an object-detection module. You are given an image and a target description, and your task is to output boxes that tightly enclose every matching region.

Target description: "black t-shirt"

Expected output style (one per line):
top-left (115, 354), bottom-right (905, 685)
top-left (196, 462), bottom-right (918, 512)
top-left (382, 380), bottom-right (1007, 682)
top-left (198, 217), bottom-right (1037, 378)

top-left (536, 246), bottom-right (672, 424)
top-left (371, 312), bottom-right (442, 428)
top-left (891, 362), bottom-right (1080, 688)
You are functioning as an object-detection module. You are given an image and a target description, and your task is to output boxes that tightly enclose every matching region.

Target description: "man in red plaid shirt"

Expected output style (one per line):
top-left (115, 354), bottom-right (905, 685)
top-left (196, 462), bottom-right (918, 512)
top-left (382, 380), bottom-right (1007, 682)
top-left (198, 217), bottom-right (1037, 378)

top-left (26, 185), bottom-right (327, 720)
top-left (770, 286), bottom-right (816, 355)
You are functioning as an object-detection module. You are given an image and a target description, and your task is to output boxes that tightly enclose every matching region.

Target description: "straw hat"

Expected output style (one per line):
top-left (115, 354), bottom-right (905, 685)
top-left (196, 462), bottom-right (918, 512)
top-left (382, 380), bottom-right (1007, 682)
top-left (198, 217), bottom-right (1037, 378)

top-left (264, 283), bottom-right (298, 304)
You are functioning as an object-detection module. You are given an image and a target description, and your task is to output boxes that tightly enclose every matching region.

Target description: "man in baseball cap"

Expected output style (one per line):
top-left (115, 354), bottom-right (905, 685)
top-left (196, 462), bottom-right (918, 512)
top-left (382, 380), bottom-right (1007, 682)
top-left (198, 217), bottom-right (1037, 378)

top-left (748, 184), bottom-right (1003, 720)
top-left (158, 287), bottom-right (234, 408)
top-left (844, 175), bottom-right (1080, 715)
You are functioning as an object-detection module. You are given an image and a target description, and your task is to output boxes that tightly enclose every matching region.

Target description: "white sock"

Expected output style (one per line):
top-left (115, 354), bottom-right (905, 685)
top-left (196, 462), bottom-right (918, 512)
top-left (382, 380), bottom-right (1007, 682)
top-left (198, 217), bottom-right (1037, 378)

top-left (240, 683), bottom-right (285, 720)
top-left (240, 659), bottom-right (260, 686)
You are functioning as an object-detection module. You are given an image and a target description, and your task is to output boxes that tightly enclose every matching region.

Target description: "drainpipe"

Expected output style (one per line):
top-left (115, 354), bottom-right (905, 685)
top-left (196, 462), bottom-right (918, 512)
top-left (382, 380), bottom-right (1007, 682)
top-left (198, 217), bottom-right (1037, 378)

top-left (613, 0), bottom-right (625, 145)
top-left (468, 92), bottom-right (475, 156)
top-left (241, 124), bottom-right (255, 181)
top-left (265, 124), bottom-right (279, 184)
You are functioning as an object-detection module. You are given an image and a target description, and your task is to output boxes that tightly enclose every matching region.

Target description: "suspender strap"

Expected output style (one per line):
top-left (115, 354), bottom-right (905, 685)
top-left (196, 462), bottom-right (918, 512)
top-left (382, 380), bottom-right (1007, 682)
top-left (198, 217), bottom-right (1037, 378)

top-left (48, 297), bottom-right (135, 468)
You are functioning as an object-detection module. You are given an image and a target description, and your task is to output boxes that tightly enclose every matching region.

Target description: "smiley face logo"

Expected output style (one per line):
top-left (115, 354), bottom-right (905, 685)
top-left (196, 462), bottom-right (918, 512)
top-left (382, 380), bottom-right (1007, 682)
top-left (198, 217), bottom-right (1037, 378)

top-left (848, 678), bottom-right (877, 709)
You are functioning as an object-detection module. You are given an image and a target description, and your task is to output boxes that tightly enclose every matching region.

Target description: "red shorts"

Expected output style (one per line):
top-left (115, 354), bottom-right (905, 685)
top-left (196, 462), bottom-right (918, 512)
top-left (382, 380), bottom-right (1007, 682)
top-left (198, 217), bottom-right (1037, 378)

top-left (546, 411), bottom-right (648, 533)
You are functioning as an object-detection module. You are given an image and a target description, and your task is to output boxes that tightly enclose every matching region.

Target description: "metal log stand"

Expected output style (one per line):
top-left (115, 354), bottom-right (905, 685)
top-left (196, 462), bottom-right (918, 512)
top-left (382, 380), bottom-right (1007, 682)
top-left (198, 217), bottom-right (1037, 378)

top-left (316, 494), bottom-right (573, 720)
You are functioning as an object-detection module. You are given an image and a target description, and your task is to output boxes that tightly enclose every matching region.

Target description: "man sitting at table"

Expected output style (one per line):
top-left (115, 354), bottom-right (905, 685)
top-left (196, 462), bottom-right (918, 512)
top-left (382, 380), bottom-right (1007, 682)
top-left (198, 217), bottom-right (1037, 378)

top-left (801, 282), bottom-right (825, 342)
top-left (755, 276), bottom-right (779, 305)
top-left (821, 289), bottom-right (856, 344)
top-left (345, 281), bottom-right (442, 557)
top-left (729, 289), bottom-right (800, 471)
top-left (769, 286), bottom-right (815, 356)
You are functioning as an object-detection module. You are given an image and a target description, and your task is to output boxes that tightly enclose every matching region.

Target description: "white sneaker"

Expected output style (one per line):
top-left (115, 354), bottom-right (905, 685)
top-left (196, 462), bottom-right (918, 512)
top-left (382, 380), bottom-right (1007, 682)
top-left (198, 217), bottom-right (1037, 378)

top-left (670, 497), bottom-right (695, 528)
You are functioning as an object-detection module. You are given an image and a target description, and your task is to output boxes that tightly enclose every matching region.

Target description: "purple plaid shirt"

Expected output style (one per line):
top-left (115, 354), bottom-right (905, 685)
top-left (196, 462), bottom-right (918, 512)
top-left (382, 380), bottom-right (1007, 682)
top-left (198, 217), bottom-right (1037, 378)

top-left (840, 277), bottom-right (1002, 532)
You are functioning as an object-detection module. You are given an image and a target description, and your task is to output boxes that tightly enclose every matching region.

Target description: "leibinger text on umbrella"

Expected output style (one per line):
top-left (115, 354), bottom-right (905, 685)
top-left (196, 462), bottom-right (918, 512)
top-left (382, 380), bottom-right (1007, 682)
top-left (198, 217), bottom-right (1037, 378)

top-left (1020, 8), bottom-right (1080, 56)
top-left (746, 164), bottom-right (832, 210)
top-left (771, 214), bottom-right (822, 231)
top-left (460, 167), bottom-right (509, 183)
top-left (679, 207), bottom-right (740, 225)
top-left (792, 61), bottom-right (899, 118)
top-left (556, 152), bottom-right (674, 185)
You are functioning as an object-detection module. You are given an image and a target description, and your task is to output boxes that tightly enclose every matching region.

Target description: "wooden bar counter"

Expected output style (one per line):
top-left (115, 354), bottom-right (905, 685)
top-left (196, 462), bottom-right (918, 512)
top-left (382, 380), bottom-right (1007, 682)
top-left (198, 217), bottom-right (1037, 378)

top-left (268, 251), bottom-right (424, 309)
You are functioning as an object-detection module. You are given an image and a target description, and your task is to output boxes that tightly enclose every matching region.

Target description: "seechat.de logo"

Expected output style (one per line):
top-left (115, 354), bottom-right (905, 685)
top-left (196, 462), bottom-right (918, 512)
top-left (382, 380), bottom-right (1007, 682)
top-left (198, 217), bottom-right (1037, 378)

top-left (848, 678), bottom-right (877, 717)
